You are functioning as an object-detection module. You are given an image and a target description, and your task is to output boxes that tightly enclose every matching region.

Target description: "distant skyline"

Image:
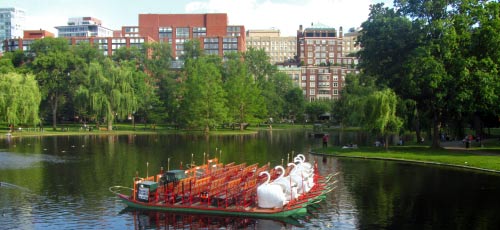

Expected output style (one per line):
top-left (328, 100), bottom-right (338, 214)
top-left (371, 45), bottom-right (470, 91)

top-left (2, 0), bottom-right (392, 36)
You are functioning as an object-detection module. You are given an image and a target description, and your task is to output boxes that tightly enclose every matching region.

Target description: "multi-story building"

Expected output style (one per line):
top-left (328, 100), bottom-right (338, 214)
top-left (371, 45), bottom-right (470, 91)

top-left (296, 23), bottom-right (358, 101)
top-left (3, 34), bottom-right (154, 56)
top-left (55, 17), bottom-right (113, 38)
top-left (246, 29), bottom-right (296, 64)
top-left (0, 7), bottom-right (25, 52)
top-left (277, 65), bottom-right (301, 88)
top-left (67, 36), bottom-right (155, 56)
top-left (3, 29), bottom-right (54, 52)
top-left (137, 13), bottom-right (245, 59)
top-left (342, 27), bottom-right (361, 57)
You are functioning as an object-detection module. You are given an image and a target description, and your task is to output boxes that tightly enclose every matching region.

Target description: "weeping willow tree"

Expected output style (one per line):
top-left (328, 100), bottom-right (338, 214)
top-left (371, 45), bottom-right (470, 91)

top-left (363, 88), bottom-right (403, 149)
top-left (79, 58), bottom-right (137, 130)
top-left (0, 72), bottom-right (41, 130)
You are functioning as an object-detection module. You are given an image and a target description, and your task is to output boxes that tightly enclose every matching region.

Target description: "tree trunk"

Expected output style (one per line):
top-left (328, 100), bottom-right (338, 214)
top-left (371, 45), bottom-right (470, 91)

top-left (473, 113), bottom-right (482, 138)
top-left (431, 110), bottom-right (441, 149)
top-left (50, 94), bottom-right (58, 131)
top-left (414, 107), bottom-right (421, 144)
top-left (384, 134), bottom-right (389, 150)
top-left (107, 120), bottom-right (113, 131)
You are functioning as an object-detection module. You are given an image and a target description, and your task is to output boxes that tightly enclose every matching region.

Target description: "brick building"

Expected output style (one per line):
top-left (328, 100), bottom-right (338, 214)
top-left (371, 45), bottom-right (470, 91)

top-left (136, 13), bottom-right (245, 59)
top-left (296, 23), bottom-right (358, 101)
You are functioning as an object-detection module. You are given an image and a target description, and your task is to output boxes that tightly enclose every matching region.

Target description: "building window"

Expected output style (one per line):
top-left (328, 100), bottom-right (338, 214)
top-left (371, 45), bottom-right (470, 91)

top-left (309, 82), bottom-right (315, 87)
top-left (310, 75), bottom-right (315, 81)
top-left (159, 27), bottom-right (173, 39)
top-left (310, 89), bottom-right (316, 95)
top-left (333, 89), bottom-right (338, 95)
top-left (193, 27), bottom-right (206, 38)
top-left (176, 27), bottom-right (189, 38)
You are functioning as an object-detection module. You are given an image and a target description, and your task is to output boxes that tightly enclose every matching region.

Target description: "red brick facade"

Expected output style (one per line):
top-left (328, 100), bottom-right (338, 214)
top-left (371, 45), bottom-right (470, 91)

top-left (138, 13), bottom-right (245, 58)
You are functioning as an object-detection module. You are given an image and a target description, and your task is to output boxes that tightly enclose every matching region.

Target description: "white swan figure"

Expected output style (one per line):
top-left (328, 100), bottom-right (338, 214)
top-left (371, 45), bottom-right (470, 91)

top-left (296, 154), bottom-right (313, 170)
top-left (257, 171), bottom-right (287, 208)
top-left (272, 166), bottom-right (298, 201)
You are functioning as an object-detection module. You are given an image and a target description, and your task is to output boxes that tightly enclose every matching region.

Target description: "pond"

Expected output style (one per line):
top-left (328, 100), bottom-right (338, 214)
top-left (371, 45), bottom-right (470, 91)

top-left (1, 130), bottom-right (499, 229)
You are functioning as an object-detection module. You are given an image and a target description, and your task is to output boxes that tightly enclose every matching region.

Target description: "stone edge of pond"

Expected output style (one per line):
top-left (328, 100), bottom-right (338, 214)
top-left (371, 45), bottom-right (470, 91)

top-left (310, 151), bottom-right (500, 175)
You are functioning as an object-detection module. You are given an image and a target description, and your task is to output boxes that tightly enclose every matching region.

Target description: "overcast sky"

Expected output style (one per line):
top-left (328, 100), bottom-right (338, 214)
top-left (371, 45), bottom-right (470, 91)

top-left (2, 0), bottom-right (392, 36)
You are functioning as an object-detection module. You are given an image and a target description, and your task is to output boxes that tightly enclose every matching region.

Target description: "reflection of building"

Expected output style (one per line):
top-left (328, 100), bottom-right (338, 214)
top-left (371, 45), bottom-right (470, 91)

top-left (0, 7), bottom-right (25, 52)
top-left (137, 13), bottom-right (245, 59)
top-left (55, 17), bottom-right (113, 38)
top-left (246, 29), bottom-right (296, 64)
top-left (296, 23), bottom-right (358, 101)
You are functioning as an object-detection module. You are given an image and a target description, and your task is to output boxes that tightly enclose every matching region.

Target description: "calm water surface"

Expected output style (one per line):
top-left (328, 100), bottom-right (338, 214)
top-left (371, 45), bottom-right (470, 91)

top-left (1, 130), bottom-right (499, 229)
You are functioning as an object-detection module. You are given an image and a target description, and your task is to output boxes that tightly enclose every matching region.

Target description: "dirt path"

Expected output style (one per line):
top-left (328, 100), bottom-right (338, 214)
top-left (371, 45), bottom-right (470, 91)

top-left (440, 139), bottom-right (499, 155)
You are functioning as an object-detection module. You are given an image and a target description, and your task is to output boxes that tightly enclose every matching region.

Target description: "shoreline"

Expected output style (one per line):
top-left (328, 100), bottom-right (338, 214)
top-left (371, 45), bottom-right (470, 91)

top-left (310, 150), bottom-right (500, 175)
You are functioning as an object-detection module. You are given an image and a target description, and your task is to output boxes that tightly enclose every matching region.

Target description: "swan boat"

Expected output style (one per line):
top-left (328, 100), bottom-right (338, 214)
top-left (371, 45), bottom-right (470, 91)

top-left (110, 154), bottom-right (337, 218)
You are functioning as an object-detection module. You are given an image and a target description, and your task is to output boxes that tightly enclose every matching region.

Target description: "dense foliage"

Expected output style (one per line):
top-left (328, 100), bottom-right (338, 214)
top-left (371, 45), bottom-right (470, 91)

top-left (0, 38), bottom-right (304, 132)
top-left (336, 0), bottom-right (500, 148)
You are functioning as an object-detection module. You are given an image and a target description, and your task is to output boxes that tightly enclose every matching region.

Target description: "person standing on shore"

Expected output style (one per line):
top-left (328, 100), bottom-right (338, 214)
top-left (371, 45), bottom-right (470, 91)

top-left (322, 134), bottom-right (329, 148)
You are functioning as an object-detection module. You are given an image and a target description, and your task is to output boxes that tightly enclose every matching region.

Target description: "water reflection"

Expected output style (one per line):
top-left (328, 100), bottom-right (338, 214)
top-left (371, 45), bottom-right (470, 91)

top-left (1, 133), bottom-right (500, 229)
top-left (123, 209), bottom-right (305, 229)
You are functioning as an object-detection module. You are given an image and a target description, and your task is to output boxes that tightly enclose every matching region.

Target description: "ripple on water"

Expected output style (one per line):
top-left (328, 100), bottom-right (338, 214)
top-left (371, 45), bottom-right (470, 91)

top-left (0, 152), bottom-right (68, 169)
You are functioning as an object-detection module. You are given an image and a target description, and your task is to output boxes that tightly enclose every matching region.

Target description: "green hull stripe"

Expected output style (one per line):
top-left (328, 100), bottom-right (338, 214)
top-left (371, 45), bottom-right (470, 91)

top-left (121, 199), bottom-right (308, 218)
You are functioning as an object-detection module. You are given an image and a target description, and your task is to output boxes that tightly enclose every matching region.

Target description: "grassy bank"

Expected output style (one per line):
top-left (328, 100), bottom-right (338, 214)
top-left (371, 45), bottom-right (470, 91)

top-left (0, 122), bottom-right (308, 139)
top-left (313, 140), bottom-right (500, 173)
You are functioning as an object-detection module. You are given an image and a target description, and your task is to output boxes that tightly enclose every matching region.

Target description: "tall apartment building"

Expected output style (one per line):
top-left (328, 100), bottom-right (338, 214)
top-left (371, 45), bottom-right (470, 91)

top-left (0, 7), bottom-right (25, 52)
top-left (55, 17), bottom-right (113, 38)
top-left (342, 27), bottom-right (361, 57)
top-left (296, 23), bottom-right (358, 101)
top-left (137, 13), bottom-right (245, 59)
top-left (246, 29), bottom-right (296, 64)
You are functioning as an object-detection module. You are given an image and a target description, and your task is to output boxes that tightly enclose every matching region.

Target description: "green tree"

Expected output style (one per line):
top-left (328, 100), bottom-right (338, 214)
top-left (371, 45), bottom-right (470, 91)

top-left (141, 42), bottom-right (174, 124)
top-left (29, 37), bottom-right (80, 130)
top-left (305, 100), bottom-right (331, 123)
top-left (80, 59), bottom-right (138, 130)
top-left (180, 56), bottom-right (227, 133)
top-left (183, 39), bottom-right (203, 60)
top-left (363, 89), bottom-right (403, 149)
top-left (266, 72), bottom-right (294, 121)
top-left (0, 58), bottom-right (16, 74)
top-left (223, 52), bottom-right (265, 130)
top-left (284, 87), bottom-right (305, 123)
top-left (0, 72), bottom-right (41, 129)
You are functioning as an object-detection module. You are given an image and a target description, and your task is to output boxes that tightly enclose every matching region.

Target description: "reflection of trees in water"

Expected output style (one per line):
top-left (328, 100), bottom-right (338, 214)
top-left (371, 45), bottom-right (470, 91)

top-left (128, 210), bottom-right (301, 229)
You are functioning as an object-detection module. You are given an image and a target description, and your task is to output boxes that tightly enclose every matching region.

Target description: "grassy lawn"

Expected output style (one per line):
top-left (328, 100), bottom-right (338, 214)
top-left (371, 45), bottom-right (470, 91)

top-left (314, 140), bottom-right (500, 172)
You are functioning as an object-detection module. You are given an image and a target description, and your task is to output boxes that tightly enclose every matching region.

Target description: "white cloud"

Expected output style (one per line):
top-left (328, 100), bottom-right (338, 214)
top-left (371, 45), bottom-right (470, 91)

top-left (185, 0), bottom-right (375, 36)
